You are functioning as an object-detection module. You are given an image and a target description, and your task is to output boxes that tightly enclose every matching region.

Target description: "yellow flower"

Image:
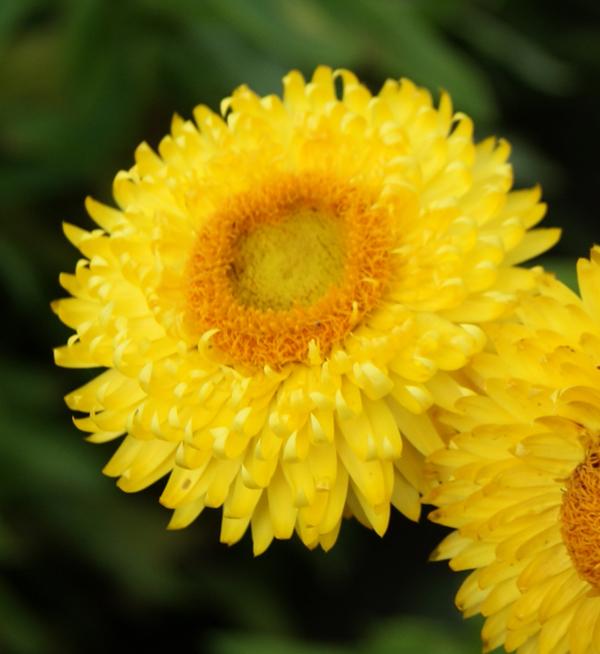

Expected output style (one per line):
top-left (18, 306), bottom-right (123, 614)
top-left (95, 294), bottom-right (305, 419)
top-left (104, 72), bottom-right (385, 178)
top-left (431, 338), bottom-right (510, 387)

top-left (52, 66), bottom-right (556, 554)
top-left (428, 249), bottom-right (600, 653)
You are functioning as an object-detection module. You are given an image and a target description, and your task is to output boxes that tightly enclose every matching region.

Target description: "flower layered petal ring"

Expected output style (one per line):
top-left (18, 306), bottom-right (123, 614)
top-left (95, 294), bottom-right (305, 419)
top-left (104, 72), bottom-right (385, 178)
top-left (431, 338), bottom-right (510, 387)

top-left (53, 66), bottom-right (557, 554)
top-left (428, 249), bottom-right (600, 654)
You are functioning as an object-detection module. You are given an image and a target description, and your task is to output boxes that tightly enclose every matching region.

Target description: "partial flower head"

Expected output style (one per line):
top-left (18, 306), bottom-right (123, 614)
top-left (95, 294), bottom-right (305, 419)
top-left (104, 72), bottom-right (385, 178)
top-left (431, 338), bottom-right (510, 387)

top-left (428, 248), bottom-right (600, 653)
top-left (53, 66), bottom-right (556, 554)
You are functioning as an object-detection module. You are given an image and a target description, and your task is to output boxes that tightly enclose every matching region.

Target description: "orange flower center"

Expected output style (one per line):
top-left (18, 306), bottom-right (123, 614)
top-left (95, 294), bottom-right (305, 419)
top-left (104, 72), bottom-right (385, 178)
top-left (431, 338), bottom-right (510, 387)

top-left (184, 172), bottom-right (394, 369)
top-left (560, 444), bottom-right (600, 590)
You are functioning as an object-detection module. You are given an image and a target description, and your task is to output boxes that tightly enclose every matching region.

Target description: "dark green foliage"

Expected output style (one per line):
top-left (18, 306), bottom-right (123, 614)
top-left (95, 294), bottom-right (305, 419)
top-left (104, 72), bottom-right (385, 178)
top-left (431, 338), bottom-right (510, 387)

top-left (0, 0), bottom-right (596, 652)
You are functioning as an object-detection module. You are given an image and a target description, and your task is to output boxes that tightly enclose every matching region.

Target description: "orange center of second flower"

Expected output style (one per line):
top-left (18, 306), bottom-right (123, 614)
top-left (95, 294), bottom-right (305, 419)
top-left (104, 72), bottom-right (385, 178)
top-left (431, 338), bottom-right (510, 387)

top-left (560, 443), bottom-right (600, 590)
top-left (185, 172), bottom-right (394, 369)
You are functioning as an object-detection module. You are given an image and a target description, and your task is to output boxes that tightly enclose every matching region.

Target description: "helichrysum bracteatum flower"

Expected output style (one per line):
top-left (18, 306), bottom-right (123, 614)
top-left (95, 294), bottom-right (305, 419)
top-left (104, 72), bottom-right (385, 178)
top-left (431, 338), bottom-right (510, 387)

top-left (428, 248), bottom-right (600, 653)
top-left (53, 66), bottom-right (558, 554)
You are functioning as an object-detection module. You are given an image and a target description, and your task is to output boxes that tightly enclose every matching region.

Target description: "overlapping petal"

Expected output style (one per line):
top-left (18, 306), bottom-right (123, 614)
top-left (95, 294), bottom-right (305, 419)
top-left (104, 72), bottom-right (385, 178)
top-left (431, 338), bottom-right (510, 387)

top-left (53, 66), bottom-right (555, 553)
top-left (428, 249), bottom-right (600, 653)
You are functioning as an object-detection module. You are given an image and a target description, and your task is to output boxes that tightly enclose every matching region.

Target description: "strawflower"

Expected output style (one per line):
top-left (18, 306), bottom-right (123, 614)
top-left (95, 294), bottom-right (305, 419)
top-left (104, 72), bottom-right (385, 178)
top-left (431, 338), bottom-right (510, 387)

top-left (428, 248), bottom-right (600, 653)
top-left (53, 66), bottom-right (556, 554)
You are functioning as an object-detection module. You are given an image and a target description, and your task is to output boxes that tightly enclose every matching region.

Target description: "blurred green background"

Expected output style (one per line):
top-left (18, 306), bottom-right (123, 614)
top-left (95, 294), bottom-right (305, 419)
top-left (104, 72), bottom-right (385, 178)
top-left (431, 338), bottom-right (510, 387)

top-left (1, 0), bottom-right (598, 652)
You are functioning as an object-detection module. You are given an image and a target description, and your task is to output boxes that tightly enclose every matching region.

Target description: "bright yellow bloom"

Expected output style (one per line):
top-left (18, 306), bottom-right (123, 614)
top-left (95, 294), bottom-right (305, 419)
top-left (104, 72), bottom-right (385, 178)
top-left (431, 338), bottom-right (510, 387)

top-left (52, 66), bottom-right (556, 554)
top-left (428, 249), bottom-right (600, 653)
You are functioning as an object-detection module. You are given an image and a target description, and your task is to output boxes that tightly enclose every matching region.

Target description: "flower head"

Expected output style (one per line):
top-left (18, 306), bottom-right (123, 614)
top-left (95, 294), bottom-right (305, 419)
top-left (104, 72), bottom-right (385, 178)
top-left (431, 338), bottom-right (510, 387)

top-left (428, 249), bottom-right (600, 653)
top-left (53, 66), bottom-right (556, 554)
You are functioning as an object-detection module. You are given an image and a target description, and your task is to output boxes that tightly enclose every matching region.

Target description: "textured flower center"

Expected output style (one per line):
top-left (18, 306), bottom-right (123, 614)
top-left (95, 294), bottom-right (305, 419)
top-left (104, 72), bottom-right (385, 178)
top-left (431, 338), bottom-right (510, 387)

top-left (560, 443), bottom-right (600, 590)
top-left (185, 172), bottom-right (394, 369)
top-left (229, 209), bottom-right (345, 311)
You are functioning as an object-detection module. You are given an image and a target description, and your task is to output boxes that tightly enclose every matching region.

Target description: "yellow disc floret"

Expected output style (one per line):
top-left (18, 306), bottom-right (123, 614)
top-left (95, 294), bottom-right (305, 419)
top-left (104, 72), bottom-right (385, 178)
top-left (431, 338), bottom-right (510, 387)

top-left (230, 208), bottom-right (344, 311)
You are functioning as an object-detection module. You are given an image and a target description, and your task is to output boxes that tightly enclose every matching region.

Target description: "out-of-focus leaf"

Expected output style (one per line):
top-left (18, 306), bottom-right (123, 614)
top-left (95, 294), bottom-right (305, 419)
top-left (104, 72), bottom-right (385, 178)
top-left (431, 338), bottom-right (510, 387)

top-left (560, 27), bottom-right (600, 65)
top-left (45, 494), bottom-right (192, 603)
top-left (189, 560), bottom-right (292, 633)
top-left (205, 0), bottom-right (360, 70)
top-left (0, 580), bottom-right (49, 654)
top-left (455, 9), bottom-right (575, 95)
top-left (540, 257), bottom-right (579, 291)
top-left (0, 411), bottom-right (105, 494)
top-left (0, 359), bottom-right (59, 413)
top-left (320, 0), bottom-right (496, 122)
top-left (0, 392), bottom-right (190, 604)
top-left (157, 23), bottom-right (286, 113)
top-left (0, 163), bottom-right (69, 204)
top-left (0, 516), bottom-right (19, 563)
top-left (507, 134), bottom-right (566, 190)
top-left (209, 632), bottom-right (348, 654)
top-left (209, 615), bottom-right (485, 654)
top-left (0, 26), bottom-right (61, 115)
top-left (362, 616), bottom-right (480, 654)
top-left (0, 239), bottom-right (44, 309)
top-left (0, 0), bottom-right (48, 53)
top-left (188, 24), bottom-right (288, 96)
